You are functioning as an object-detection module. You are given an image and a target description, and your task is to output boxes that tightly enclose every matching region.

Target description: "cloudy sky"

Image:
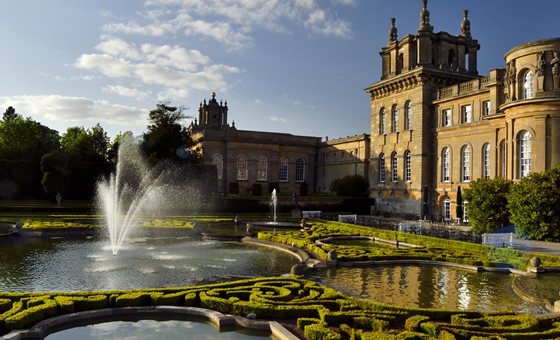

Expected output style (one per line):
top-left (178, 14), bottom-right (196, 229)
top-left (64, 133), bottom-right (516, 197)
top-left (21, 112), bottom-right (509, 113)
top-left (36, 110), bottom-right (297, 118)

top-left (1, 0), bottom-right (559, 141)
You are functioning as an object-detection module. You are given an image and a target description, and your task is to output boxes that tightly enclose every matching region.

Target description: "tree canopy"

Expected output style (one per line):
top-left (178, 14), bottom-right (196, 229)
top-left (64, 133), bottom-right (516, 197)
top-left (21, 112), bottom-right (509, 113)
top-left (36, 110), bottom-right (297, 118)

top-left (463, 177), bottom-right (512, 234)
top-left (329, 175), bottom-right (370, 197)
top-left (508, 167), bottom-right (560, 241)
top-left (61, 124), bottom-right (109, 162)
top-left (0, 107), bottom-right (61, 161)
top-left (141, 102), bottom-right (197, 163)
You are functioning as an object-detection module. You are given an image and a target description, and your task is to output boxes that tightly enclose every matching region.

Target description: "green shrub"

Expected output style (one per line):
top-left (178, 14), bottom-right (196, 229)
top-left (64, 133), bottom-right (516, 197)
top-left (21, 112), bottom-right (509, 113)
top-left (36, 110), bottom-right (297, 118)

top-left (404, 315), bottom-right (430, 332)
top-left (297, 317), bottom-right (324, 330)
top-left (304, 323), bottom-right (341, 340)
top-left (4, 298), bottom-right (58, 330)
top-left (115, 293), bottom-right (152, 307)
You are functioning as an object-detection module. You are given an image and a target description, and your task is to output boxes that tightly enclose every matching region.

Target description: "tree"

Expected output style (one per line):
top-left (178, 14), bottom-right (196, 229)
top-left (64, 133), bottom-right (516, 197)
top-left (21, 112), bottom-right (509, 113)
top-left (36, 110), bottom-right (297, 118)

top-left (508, 167), bottom-right (560, 241)
top-left (462, 177), bottom-right (512, 234)
top-left (141, 102), bottom-right (197, 163)
top-left (456, 186), bottom-right (463, 221)
top-left (61, 124), bottom-right (109, 162)
top-left (329, 175), bottom-right (369, 197)
top-left (40, 151), bottom-right (71, 203)
top-left (0, 107), bottom-right (61, 161)
top-left (108, 131), bottom-right (135, 163)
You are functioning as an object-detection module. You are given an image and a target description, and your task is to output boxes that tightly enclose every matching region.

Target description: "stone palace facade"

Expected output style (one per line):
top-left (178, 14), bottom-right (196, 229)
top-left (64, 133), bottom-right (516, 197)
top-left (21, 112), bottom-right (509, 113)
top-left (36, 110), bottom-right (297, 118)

top-left (190, 0), bottom-right (560, 221)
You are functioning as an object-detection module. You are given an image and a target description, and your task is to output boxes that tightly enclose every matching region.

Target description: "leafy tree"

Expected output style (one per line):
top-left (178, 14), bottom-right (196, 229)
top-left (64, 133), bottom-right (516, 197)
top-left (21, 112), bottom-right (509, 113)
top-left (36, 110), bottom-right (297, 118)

top-left (329, 175), bottom-right (369, 197)
top-left (40, 151), bottom-right (71, 203)
top-left (0, 107), bottom-right (61, 161)
top-left (463, 177), bottom-right (512, 234)
top-left (61, 123), bottom-right (109, 162)
top-left (142, 102), bottom-right (197, 163)
top-left (108, 131), bottom-right (135, 163)
top-left (508, 167), bottom-right (560, 241)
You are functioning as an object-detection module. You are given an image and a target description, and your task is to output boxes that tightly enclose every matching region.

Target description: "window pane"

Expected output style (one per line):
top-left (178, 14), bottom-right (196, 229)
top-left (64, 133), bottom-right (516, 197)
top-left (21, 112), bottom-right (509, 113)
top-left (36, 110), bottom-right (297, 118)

top-left (279, 157), bottom-right (289, 181)
top-left (404, 151), bottom-right (411, 182)
top-left (237, 155), bottom-right (247, 180)
top-left (379, 154), bottom-right (385, 183)
top-left (295, 159), bottom-right (305, 182)
top-left (212, 154), bottom-right (223, 180)
top-left (391, 153), bottom-right (398, 182)
top-left (257, 156), bottom-right (267, 181)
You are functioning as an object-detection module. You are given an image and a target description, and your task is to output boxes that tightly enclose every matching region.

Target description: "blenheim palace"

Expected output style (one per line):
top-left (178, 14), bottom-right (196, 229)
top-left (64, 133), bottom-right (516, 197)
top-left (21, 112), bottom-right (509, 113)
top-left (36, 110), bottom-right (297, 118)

top-left (189, 1), bottom-right (560, 221)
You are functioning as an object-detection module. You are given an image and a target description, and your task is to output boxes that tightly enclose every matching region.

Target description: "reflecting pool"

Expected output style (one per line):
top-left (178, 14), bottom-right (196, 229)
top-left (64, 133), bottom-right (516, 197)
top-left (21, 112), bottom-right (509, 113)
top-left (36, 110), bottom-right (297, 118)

top-left (44, 319), bottom-right (271, 340)
top-left (303, 266), bottom-right (560, 314)
top-left (0, 236), bottom-right (297, 292)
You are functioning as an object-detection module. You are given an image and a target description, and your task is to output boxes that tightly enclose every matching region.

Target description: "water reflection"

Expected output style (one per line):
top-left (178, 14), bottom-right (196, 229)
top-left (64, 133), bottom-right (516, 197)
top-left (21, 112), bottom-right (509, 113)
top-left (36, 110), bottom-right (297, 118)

top-left (304, 266), bottom-right (553, 314)
top-left (0, 237), bottom-right (296, 292)
top-left (44, 319), bottom-right (271, 340)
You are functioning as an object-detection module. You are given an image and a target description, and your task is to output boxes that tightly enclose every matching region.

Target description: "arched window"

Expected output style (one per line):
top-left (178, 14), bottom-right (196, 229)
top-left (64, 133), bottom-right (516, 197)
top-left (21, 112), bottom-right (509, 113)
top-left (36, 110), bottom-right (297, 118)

top-left (404, 101), bottom-right (412, 130)
top-left (404, 150), bottom-right (411, 182)
top-left (391, 104), bottom-right (398, 133)
top-left (442, 147), bottom-right (450, 182)
top-left (257, 156), bottom-right (267, 181)
top-left (461, 145), bottom-right (471, 182)
top-left (523, 71), bottom-right (534, 99)
top-left (379, 153), bottom-right (385, 183)
top-left (391, 152), bottom-right (398, 182)
top-left (295, 159), bottom-right (305, 182)
top-left (212, 154), bottom-right (223, 180)
top-left (500, 140), bottom-right (506, 178)
top-left (519, 131), bottom-right (532, 178)
top-left (379, 108), bottom-right (386, 135)
top-left (482, 143), bottom-right (491, 179)
top-left (279, 157), bottom-right (289, 182)
top-left (443, 197), bottom-right (451, 221)
top-left (237, 155), bottom-right (248, 180)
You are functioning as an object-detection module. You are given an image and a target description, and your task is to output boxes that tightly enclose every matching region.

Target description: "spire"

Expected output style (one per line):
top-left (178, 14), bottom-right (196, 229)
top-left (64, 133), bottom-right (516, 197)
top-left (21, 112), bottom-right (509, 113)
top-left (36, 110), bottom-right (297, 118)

top-left (460, 10), bottom-right (471, 39)
top-left (388, 18), bottom-right (398, 44)
top-left (418, 0), bottom-right (433, 32)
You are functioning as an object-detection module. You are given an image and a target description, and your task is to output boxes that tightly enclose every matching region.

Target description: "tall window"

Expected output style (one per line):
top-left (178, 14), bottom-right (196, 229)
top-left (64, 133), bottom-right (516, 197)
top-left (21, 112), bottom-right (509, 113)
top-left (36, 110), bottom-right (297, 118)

top-left (379, 108), bottom-right (386, 135)
top-left (404, 150), bottom-right (411, 182)
top-left (461, 105), bottom-right (472, 123)
top-left (519, 131), bottom-right (532, 178)
top-left (391, 152), bottom-right (398, 182)
top-left (523, 71), bottom-right (534, 99)
top-left (443, 197), bottom-right (451, 221)
top-left (212, 154), bottom-right (223, 180)
top-left (462, 201), bottom-right (469, 223)
top-left (443, 109), bottom-right (452, 127)
top-left (482, 143), bottom-right (491, 179)
top-left (461, 145), bottom-right (471, 182)
top-left (379, 153), bottom-right (385, 183)
top-left (295, 159), bottom-right (305, 182)
top-left (391, 104), bottom-right (398, 133)
top-left (257, 156), bottom-right (267, 181)
top-left (237, 155), bottom-right (248, 180)
top-left (500, 140), bottom-right (506, 178)
top-left (442, 147), bottom-right (450, 182)
top-left (279, 157), bottom-right (289, 182)
top-left (404, 101), bottom-right (412, 130)
top-left (483, 101), bottom-right (491, 116)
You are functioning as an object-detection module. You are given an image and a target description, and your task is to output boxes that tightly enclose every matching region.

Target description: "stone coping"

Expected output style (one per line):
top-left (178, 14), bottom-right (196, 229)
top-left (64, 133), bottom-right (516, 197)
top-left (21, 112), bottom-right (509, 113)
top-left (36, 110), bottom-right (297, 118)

top-left (0, 306), bottom-right (300, 340)
top-left (315, 235), bottom-right (424, 249)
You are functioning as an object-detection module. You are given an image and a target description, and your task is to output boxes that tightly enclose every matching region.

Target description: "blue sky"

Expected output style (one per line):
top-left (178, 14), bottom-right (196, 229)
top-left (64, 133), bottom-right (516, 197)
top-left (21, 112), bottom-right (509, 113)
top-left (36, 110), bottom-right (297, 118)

top-left (1, 0), bottom-right (559, 141)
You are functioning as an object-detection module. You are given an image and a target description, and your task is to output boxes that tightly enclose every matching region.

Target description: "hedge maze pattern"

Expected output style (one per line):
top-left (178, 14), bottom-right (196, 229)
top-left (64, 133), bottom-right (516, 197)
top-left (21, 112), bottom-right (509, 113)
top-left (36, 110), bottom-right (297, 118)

top-left (1, 276), bottom-right (560, 339)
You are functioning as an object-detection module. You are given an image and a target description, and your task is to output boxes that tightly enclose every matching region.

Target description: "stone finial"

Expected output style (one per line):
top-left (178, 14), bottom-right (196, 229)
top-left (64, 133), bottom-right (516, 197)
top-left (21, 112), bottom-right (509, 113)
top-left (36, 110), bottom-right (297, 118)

top-left (460, 10), bottom-right (471, 39)
top-left (418, 0), bottom-right (432, 32)
top-left (388, 18), bottom-right (398, 44)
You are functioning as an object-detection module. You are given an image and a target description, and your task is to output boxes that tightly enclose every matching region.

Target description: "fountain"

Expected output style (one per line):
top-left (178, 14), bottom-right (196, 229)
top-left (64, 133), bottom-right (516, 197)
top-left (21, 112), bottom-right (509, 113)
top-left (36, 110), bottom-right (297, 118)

top-left (95, 136), bottom-right (171, 256)
top-left (269, 189), bottom-right (277, 222)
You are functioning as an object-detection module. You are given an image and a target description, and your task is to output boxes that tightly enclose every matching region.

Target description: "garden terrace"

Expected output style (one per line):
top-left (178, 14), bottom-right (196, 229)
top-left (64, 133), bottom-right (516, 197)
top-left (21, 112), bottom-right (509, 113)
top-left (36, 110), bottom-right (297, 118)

top-left (1, 277), bottom-right (560, 340)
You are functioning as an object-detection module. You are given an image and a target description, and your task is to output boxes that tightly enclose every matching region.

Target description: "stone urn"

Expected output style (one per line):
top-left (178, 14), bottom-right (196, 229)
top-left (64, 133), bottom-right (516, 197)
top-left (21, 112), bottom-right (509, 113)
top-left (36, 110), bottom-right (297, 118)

top-left (327, 250), bottom-right (338, 261)
top-left (246, 223), bottom-right (254, 235)
top-left (530, 256), bottom-right (541, 267)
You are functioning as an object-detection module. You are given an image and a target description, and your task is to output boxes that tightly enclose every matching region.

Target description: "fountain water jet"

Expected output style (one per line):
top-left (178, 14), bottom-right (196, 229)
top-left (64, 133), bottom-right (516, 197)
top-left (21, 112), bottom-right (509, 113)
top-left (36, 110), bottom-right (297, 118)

top-left (269, 189), bottom-right (278, 222)
top-left (96, 136), bottom-right (170, 256)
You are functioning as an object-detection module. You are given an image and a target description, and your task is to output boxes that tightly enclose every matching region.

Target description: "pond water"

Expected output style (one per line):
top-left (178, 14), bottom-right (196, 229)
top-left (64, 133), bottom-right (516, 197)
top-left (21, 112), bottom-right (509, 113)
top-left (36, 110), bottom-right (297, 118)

top-left (0, 236), bottom-right (297, 292)
top-left (303, 266), bottom-right (560, 314)
top-left (44, 319), bottom-right (271, 340)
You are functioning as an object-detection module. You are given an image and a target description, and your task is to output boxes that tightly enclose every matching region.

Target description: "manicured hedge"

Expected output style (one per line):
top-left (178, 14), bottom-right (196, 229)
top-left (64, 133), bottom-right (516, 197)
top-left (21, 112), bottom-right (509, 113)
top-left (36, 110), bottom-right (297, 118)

top-left (0, 276), bottom-right (560, 339)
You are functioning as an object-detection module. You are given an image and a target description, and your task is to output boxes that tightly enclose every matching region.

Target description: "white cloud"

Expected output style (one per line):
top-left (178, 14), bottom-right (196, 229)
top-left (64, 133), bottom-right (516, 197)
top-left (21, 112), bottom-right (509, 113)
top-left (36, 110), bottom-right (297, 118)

top-left (0, 95), bottom-right (148, 127)
top-left (102, 0), bottom-right (353, 50)
top-left (75, 36), bottom-right (241, 101)
top-left (332, 0), bottom-right (357, 6)
top-left (102, 85), bottom-right (152, 101)
top-left (254, 98), bottom-right (263, 104)
top-left (270, 116), bottom-right (288, 123)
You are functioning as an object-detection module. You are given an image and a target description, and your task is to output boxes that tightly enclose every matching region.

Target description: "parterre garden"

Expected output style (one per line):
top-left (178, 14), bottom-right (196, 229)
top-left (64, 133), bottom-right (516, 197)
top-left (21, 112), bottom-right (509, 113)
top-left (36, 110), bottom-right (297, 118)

top-left (2, 215), bottom-right (560, 339)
